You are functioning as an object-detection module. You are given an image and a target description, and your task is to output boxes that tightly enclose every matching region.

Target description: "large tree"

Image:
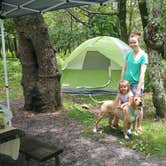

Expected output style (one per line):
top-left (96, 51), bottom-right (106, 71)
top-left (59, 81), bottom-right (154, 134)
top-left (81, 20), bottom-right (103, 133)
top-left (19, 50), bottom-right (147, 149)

top-left (117, 0), bottom-right (128, 43)
top-left (14, 14), bottom-right (62, 113)
top-left (138, 0), bottom-right (166, 118)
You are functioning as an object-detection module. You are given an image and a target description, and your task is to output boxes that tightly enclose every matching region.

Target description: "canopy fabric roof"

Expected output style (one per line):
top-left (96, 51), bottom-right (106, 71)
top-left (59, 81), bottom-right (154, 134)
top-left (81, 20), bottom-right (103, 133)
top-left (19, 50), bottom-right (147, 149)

top-left (0, 0), bottom-right (109, 19)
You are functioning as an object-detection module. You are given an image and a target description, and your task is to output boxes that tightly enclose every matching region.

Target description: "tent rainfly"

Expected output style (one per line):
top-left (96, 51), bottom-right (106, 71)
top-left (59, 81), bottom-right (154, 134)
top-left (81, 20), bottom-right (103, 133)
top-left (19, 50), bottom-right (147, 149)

top-left (61, 36), bottom-right (131, 93)
top-left (0, 0), bottom-right (109, 124)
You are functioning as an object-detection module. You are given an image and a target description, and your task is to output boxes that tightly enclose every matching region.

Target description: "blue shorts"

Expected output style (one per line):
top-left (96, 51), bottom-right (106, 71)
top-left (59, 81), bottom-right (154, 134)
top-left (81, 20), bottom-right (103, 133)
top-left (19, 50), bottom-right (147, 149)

top-left (130, 84), bottom-right (144, 96)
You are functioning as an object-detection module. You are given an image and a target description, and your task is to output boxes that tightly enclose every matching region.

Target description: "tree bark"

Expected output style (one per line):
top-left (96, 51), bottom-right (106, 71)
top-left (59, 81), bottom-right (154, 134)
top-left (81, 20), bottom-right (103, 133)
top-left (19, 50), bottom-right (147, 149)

top-left (138, 0), bottom-right (149, 29)
top-left (147, 49), bottom-right (166, 117)
top-left (139, 0), bottom-right (166, 118)
top-left (14, 14), bottom-right (62, 112)
top-left (117, 0), bottom-right (128, 43)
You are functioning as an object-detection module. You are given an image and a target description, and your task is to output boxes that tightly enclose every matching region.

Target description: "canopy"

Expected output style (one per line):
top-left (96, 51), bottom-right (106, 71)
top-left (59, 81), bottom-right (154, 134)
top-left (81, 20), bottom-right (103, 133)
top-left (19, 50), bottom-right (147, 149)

top-left (0, 0), bottom-right (109, 19)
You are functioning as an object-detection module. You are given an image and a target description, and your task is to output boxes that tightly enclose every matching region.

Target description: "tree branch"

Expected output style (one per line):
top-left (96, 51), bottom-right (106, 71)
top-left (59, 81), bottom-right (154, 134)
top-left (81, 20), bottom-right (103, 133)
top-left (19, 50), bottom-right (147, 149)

top-left (78, 6), bottom-right (118, 16)
top-left (66, 9), bottom-right (88, 26)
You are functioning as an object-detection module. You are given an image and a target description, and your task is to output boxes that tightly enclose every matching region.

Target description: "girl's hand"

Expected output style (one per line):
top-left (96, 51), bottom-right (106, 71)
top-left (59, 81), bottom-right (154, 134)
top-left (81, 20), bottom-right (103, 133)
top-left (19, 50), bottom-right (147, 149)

top-left (116, 105), bottom-right (121, 109)
top-left (135, 90), bottom-right (140, 97)
top-left (120, 105), bottom-right (124, 109)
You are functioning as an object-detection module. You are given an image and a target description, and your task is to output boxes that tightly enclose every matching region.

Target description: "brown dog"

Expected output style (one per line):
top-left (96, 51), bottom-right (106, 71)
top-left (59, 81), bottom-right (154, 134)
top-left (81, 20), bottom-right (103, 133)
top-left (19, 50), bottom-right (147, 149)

top-left (93, 100), bottom-right (118, 132)
top-left (93, 96), bottom-right (143, 139)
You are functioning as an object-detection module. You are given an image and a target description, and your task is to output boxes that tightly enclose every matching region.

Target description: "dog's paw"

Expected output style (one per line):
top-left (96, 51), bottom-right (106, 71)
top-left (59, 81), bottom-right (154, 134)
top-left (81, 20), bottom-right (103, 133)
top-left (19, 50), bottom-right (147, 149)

top-left (93, 128), bottom-right (97, 133)
top-left (137, 127), bottom-right (142, 133)
top-left (111, 125), bottom-right (117, 129)
top-left (124, 135), bottom-right (130, 140)
top-left (99, 130), bottom-right (103, 134)
top-left (134, 131), bottom-right (138, 136)
top-left (136, 130), bottom-right (142, 134)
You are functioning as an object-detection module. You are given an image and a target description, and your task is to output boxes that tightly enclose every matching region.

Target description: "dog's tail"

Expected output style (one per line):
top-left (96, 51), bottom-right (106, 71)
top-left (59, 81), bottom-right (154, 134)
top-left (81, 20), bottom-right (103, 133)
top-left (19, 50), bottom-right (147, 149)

top-left (89, 94), bottom-right (104, 104)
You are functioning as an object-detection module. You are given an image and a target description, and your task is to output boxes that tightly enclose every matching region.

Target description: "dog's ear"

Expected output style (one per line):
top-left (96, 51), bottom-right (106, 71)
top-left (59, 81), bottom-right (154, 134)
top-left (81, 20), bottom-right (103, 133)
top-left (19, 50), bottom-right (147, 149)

top-left (134, 97), bottom-right (137, 104)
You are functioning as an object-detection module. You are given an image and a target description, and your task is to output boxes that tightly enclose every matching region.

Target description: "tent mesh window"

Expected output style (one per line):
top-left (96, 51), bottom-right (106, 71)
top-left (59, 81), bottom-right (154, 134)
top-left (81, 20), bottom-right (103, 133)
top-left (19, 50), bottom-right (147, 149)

top-left (83, 51), bottom-right (110, 70)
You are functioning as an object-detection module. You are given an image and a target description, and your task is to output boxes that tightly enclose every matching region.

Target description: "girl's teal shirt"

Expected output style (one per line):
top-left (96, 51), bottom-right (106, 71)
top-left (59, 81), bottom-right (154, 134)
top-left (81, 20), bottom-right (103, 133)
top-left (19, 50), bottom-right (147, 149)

top-left (123, 50), bottom-right (148, 84)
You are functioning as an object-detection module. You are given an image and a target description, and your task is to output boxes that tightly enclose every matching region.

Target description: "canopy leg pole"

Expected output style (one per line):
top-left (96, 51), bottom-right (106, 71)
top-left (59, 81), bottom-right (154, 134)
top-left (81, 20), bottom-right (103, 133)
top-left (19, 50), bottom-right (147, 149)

top-left (0, 19), bottom-right (11, 126)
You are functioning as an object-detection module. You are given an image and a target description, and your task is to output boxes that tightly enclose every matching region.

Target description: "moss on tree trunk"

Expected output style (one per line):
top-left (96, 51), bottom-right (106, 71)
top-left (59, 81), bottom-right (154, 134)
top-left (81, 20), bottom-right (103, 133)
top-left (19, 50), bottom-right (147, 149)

top-left (14, 14), bottom-right (62, 112)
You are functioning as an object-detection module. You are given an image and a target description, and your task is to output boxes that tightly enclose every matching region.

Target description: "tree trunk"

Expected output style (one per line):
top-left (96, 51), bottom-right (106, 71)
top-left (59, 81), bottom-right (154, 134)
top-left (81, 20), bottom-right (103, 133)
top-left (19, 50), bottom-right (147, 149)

top-left (138, 0), bottom-right (149, 29)
top-left (147, 50), bottom-right (166, 117)
top-left (14, 14), bottom-right (62, 113)
top-left (139, 0), bottom-right (166, 118)
top-left (117, 0), bottom-right (128, 43)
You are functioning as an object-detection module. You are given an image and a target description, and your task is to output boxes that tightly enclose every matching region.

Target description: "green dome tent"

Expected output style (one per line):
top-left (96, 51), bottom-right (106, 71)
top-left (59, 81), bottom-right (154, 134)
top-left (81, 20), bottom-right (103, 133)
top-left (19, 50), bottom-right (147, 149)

top-left (61, 36), bottom-right (131, 94)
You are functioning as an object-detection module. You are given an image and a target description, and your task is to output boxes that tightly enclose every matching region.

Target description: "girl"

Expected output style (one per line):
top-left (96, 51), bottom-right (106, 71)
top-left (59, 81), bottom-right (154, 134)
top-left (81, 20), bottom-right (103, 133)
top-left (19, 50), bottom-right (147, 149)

top-left (112, 80), bottom-right (133, 128)
top-left (120, 32), bottom-right (148, 132)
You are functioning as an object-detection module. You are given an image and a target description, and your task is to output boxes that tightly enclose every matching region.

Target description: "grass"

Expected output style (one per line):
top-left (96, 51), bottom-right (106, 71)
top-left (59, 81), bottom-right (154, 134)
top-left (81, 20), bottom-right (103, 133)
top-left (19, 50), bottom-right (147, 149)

top-left (64, 93), bottom-right (166, 158)
top-left (0, 57), bottom-right (166, 158)
top-left (118, 119), bottom-right (166, 157)
top-left (63, 97), bottom-right (96, 136)
top-left (0, 58), bottom-right (23, 100)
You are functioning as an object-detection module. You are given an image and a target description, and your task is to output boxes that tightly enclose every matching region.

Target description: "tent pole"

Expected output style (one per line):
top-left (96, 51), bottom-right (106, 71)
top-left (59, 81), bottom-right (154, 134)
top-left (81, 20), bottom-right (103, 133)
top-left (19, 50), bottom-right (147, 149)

top-left (0, 19), bottom-right (11, 125)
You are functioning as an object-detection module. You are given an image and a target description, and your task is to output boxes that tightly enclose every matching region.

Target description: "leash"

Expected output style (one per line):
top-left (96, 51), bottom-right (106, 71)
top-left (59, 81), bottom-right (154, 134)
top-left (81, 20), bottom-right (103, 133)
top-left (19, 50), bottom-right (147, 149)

top-left (88, 94), bottom-right (103, 104)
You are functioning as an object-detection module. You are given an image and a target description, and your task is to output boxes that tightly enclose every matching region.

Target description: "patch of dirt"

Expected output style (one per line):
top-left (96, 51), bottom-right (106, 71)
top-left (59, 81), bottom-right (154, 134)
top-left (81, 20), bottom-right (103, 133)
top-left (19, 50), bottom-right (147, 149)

top-left (0, 96), bottom-right (166, 166)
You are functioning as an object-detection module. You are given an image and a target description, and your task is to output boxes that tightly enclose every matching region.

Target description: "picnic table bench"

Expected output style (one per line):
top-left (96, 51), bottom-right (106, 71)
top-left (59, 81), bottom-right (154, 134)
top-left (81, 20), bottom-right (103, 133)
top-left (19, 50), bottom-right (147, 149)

top-left (20, 135), bottom-right (63, 166)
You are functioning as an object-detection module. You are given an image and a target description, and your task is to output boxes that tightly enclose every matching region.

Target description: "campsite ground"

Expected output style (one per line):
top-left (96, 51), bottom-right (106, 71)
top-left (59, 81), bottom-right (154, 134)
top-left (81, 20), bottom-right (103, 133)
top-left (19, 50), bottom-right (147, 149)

top-left (0, 95), bottom-right (166, 166)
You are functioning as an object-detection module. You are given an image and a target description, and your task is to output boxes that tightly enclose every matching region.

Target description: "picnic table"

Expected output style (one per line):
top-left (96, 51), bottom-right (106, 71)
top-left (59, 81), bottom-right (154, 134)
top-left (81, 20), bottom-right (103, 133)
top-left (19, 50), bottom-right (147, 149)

top-left (0, 125), bottom-right (25, 160)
